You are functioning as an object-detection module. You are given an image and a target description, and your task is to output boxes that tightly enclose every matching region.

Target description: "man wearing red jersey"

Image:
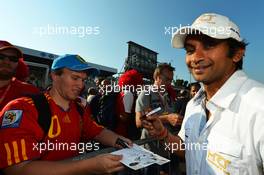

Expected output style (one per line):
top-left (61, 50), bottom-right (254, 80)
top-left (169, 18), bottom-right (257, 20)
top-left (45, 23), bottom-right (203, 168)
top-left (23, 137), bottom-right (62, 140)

top-left (0, 40), bottom-right (39, 110)
top-left (0, 54), bottom-right (131, 175)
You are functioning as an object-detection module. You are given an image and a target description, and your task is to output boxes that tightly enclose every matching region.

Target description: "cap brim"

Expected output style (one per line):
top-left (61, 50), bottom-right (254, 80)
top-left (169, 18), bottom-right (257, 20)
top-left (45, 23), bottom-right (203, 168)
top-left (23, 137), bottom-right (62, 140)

top-left (70, 65), bottom-right (100, 77)
top-left (172, 25), bottom-right (242, 49)
top-left (0, 46), bottom-right (23, 58)
top-left (171, 26), bottom-right (195, 48)
top-left (85, 67), bottom-right (100, 77)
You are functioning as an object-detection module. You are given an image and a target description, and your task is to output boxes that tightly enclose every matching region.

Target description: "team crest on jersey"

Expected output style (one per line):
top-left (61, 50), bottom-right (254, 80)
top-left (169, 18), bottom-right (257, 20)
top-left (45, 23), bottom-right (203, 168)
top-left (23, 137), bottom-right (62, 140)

top-left (1, 110), bottom-right (23, 128)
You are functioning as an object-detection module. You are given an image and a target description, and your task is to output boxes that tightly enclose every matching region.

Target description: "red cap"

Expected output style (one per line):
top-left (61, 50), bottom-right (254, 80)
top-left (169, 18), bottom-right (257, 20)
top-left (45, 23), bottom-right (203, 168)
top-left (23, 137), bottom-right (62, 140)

top-left (118, 69), bottom-right (143, 87)
top-left (0, 40), bottom-right (23, 58)
top-left (15, 58), bottom-right (29, 81)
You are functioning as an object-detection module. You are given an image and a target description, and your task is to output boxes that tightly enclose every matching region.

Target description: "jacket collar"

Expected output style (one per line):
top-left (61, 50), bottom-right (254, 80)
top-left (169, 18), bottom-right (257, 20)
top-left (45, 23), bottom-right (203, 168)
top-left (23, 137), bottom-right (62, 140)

top-left (192, 70), bottom-right (248, 109)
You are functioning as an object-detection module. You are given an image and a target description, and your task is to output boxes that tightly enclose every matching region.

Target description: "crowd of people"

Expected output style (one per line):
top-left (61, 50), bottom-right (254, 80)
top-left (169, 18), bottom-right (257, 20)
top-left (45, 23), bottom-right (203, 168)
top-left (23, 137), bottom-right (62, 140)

top-left (0, 12), bottom-right (264, 175)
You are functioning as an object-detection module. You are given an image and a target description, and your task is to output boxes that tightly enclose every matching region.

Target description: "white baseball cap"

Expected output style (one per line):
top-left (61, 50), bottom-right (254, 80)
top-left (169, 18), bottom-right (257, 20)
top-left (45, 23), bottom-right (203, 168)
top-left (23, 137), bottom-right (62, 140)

top-left (171, 13), bottom-right (242, 48)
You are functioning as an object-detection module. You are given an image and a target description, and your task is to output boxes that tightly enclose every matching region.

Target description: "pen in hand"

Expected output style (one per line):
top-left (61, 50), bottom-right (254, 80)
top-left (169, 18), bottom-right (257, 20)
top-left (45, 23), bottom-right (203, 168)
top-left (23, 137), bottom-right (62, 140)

top-left (116, 138), bottom-right (131, 148)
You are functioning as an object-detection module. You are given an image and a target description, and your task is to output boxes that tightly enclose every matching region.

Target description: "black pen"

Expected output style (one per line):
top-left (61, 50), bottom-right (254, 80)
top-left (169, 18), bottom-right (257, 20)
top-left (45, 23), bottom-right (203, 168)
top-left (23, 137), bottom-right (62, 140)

top-left (116, 138), bottom-right (130, 148)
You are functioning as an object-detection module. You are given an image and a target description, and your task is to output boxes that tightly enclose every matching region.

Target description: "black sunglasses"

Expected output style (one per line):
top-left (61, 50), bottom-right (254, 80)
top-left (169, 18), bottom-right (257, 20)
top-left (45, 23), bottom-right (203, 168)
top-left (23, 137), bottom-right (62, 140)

top-left (0, 53), bottom-right (19, 62)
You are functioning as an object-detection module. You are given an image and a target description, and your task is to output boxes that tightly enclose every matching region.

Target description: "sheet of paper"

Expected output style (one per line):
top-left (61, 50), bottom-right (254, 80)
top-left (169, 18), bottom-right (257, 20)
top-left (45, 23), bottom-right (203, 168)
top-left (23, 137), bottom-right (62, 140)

top-left (111, 144), bottom-right (170, 170)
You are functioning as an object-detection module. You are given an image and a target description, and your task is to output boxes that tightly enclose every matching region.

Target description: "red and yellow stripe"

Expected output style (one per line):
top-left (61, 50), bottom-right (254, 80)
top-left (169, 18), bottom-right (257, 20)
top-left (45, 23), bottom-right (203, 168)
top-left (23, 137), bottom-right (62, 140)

top-left (4, 139), bottom-right (28, 166)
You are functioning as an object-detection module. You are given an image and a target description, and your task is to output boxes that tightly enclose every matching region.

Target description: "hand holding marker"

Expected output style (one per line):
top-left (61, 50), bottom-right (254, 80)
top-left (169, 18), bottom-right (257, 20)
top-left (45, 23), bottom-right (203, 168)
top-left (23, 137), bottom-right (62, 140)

top-left (141, 107), bottom-right (162, 119)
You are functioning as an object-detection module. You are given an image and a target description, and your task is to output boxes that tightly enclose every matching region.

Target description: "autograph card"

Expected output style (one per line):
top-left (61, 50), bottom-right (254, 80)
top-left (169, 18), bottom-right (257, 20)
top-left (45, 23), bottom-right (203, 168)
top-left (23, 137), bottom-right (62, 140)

top-left (111, 144), bottom-right (170, 170)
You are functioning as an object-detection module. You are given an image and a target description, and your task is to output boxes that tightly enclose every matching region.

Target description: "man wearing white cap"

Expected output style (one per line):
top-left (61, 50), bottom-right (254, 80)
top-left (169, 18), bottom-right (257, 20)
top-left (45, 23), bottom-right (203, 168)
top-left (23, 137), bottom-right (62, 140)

top-left (142, 13), bottom-right (264, 174)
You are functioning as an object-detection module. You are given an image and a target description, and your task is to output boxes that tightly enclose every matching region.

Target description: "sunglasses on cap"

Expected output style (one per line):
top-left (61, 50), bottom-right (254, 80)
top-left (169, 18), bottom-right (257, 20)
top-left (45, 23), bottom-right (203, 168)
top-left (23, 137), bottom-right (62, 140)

top-left (0, 53), bottom-right (19, 62)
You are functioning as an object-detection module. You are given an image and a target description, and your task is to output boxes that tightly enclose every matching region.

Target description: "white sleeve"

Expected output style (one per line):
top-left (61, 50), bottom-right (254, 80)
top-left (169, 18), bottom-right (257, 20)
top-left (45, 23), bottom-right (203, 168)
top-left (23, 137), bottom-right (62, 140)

top-left (261, 146), bottom-right (264, 173)
top-left (177, 100), bottom-right (192, 142)
top-left (123, 91), bottom-right (134, 113)
top-left (178, 121), bottom-right (186, 142)
top-left (256, 111), bottom-right (264, 170)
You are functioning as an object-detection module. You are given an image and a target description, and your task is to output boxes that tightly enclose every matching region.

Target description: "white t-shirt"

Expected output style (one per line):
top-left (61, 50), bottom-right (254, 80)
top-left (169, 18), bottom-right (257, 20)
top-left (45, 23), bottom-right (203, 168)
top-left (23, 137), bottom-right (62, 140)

top-left (178, 70), bottom-right (264, 175)
top-left (122, 90), bottom-right (134, 113)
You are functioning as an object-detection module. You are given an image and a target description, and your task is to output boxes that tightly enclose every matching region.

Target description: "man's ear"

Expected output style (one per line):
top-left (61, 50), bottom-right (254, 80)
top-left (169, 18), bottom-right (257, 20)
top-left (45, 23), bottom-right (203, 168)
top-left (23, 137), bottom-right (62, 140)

top-left (233, 48), bottom-right (245, 63)
top-left (50, 72), bottom-right (57, 81)
top-left (155, 75), bottom-right (161, 82)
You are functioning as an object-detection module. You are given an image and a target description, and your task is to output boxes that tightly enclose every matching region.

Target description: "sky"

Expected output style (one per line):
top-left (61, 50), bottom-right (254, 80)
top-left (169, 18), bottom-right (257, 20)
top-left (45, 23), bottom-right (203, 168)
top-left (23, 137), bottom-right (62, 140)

top-left (0, 0), bottom-right (263, 83)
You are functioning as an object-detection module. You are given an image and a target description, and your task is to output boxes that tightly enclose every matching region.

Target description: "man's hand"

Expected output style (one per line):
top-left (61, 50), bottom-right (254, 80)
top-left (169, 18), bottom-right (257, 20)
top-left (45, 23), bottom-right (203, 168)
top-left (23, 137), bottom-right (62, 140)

top-left (167, 113), bottom-right (183, 126)
top-left (3, 154), bottom-right (124, 175)
top-left (92, 154), bottom-right (124, 174)
top-left (114, 136), bottom-right (133, 149)
top-left (94, 129), bottom-right (132, 149)
top-left (142, 115), bottom-right (165, 138)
